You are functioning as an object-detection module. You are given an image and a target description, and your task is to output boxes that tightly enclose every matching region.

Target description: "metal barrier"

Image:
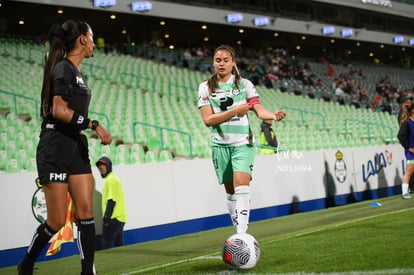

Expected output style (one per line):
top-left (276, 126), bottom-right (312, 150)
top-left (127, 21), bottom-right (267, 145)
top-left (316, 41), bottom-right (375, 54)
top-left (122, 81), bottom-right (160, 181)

top-left (132, 121), bottom-right (193, 159)
top-left (343, 118), bottom-right (394, 143)
top-left (0, 89), bottom-right (38, 119)
top-left (280, 106), bottom-right (326, 129)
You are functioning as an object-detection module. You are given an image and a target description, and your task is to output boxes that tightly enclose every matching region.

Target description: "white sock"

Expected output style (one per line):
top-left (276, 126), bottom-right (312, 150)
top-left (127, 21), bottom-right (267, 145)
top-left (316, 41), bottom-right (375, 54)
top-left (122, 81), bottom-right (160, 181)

top-left (402, 183), bottom-right (409, 194)
top-left (226, 194), bottom-right (237, 230)
top-left (235, 185), bottom-right (250, 234)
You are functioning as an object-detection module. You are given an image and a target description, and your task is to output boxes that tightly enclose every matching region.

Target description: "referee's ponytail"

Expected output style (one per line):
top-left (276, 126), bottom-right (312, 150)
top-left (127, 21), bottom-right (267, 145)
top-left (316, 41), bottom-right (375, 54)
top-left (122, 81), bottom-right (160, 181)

top-left (40, 20), bottom-right (91, 119)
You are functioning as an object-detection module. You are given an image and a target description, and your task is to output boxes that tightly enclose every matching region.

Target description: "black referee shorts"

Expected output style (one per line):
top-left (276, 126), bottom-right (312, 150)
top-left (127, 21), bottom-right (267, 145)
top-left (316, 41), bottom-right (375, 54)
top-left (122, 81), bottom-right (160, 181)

top-left (36, 129), bottom-right (91, 184)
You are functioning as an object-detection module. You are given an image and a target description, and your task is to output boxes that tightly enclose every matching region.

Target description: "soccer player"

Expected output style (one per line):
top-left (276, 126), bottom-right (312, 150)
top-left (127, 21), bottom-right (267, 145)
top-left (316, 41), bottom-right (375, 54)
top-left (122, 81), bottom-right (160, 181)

top-left (397, 103), bottom-right (414, 199)
top-left (198, 44), bottom-right (286, 234)
top-left (18, 20), bottom-right (112, 275)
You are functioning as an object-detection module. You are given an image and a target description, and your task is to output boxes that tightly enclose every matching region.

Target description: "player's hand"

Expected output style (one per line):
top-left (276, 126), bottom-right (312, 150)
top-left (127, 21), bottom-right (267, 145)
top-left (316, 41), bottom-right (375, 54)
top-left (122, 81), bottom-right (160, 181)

top-left (236, 103), bottom-right (251, 117)
top-left (96, 125), bottom-right (112, 145)
top-left (274, 110), bottom-right (286, 121)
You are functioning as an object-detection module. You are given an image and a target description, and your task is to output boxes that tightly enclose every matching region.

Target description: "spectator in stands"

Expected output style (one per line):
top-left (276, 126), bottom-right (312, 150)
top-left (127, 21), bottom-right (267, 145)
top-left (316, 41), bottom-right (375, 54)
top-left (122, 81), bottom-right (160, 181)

top-left (182, 48), bottom-right (192, 68)
top-left (397, 103), bottom-right (414, 199)
top-left (350, 89), bottom-right (361, 108)
top-left (334, 76), bottom-right (346, 105)
top-left (96, 33), bottom-right (105, 51)
top-left (315, 78), bottom-right (323, 87)
top-left (96, 156), bottom-right (127, 249)
top-left (358, 86), bottom-right (370, 108)
top-left (18, 20), bottom-right (112, 275)
top-left (381, 88), bottom-right (394, 114)
top-left (259, 119), bottom-right (278, 154)
top-left (198, 44), bottom-right (286, 234)
top-left (327, 64), bottom-right (334, 77)
top-left (373, 91), bottom-right (383, 110)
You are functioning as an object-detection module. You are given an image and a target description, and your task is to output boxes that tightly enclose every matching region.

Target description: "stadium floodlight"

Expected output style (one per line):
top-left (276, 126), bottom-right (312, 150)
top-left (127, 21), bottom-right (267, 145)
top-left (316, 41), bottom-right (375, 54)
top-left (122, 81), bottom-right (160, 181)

top-left (408, 38), bottom-right (414, 46)
top-left (131, 1), bottom-right (152, 12)
top-left (226, 13), bottom-right (243, 23)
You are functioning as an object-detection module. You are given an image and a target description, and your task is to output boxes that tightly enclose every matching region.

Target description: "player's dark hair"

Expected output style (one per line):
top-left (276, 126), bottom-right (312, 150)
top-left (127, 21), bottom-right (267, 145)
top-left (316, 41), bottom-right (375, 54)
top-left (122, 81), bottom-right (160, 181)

top-left (400, 103), bottom-right (414, 126)
top-left (207, 44), bottom-right (241, 95)
top-left (40, 20), bottom-right (91, 119)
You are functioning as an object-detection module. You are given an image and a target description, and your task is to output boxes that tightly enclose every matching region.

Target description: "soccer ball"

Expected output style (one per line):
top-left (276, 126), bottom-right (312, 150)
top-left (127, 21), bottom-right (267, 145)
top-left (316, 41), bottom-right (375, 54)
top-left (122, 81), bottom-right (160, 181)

top-left (222, 233), bottom-right (260, 269)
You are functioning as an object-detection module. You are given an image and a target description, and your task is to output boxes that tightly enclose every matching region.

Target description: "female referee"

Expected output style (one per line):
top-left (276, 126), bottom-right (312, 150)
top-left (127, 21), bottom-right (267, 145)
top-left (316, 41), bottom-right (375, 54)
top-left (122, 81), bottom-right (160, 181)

top-left (18, 20), bottom-right (112, 275)
top-left (198, 44), bottom-right (286, 234)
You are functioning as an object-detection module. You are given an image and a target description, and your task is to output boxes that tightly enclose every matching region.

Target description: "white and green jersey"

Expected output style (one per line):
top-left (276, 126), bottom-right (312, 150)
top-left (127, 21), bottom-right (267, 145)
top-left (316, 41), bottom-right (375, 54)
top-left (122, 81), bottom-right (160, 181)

top-left (198, 75), bottom-right (259, 146)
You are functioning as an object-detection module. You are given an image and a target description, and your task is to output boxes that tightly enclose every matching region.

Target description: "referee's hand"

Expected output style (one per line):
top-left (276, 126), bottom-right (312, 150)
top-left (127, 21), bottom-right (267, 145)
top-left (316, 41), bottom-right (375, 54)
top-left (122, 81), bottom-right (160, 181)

top-left (96, 125), bottom-right (112, 145)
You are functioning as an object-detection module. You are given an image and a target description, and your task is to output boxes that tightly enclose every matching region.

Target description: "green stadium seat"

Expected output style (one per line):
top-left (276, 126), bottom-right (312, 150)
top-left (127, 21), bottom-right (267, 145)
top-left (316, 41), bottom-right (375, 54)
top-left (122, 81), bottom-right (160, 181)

top-left (144, 150), bottom-right (159, 163)
top-left (24, 157), bottom-right (37, 172)
top-left (159, 150), bottom-right (173, 162)
top-left (5, 158), bottom-right (24, 173)
top-left (146, 136), bottom-right (161, 151)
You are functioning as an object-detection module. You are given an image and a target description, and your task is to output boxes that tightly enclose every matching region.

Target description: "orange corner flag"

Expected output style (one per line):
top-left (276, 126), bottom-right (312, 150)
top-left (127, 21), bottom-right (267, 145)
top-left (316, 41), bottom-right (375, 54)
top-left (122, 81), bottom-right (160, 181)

top-left (46, 193), bottom-right (76, 256)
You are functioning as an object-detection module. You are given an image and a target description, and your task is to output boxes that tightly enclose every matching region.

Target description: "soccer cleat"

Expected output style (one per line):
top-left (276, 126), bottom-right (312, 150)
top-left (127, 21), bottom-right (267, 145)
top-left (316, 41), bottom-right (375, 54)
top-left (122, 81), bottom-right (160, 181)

top-left (402, 193), bottom-right (412, 199)
top-left (17, 259), bottom-right (34, 275)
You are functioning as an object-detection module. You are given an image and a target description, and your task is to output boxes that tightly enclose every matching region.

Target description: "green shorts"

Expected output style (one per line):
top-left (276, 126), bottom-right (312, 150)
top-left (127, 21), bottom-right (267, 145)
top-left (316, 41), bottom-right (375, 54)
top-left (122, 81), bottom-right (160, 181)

top-left (211, 144), bottom-right (255, 184)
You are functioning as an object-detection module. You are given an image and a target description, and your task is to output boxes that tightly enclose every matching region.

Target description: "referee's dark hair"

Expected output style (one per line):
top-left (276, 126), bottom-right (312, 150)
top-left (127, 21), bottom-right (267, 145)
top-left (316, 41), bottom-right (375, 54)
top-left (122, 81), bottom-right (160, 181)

top-left (40, 20), bottom-right (91, 119)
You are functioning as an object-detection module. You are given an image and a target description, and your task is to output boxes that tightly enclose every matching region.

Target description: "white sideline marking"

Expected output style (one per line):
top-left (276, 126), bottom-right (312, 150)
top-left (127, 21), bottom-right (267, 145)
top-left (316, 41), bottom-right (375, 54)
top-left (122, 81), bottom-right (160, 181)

top-left (119, 254), bottom-right (221, 274)
top-left (278, 207), bottom-right (414, 242)
top-left (120, 208), bottom-right (414, 275)
top-left (263, 270), bottom-right (414, 275)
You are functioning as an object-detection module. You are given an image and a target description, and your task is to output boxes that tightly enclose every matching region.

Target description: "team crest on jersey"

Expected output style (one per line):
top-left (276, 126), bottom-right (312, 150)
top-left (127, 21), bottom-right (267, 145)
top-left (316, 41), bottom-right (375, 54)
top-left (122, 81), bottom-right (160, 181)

top-left (232, 89), bottom-right (240, 96)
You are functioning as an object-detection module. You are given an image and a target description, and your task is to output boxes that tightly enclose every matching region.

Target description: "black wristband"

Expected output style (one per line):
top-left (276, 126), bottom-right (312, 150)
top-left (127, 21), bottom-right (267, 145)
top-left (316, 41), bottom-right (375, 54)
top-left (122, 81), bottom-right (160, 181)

top-left (91, 120), bottom-right (99, 131)
top-left (70, 113), bottom-right (90, 130)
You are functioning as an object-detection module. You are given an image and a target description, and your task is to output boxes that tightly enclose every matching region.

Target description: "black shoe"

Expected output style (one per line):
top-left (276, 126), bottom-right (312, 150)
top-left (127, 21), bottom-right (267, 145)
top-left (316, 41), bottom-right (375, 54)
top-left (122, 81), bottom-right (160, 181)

top-left (17, 258), bottom-right (34, 275)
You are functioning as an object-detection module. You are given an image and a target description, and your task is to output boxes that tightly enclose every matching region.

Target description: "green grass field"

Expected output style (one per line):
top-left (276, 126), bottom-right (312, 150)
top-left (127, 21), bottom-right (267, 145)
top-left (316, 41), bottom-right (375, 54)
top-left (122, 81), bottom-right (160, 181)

top-left (2, 195), bottom-right (414, 274)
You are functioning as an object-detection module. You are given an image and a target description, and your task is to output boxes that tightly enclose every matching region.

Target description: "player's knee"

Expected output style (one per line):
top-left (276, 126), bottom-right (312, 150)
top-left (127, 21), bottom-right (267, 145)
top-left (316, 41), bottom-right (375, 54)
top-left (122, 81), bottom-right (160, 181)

top-left (46, 218), bottom-right (66, 231)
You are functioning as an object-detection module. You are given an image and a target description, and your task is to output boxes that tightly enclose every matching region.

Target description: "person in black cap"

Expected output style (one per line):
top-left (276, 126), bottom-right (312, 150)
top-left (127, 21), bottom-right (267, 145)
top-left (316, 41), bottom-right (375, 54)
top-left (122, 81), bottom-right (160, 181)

top-left (96, 156), bottom-right (127, 249)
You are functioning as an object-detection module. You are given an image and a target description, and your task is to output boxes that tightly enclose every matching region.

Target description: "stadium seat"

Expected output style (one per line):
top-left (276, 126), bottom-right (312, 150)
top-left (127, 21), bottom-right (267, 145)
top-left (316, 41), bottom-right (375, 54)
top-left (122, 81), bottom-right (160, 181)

top-left (2, 38), bottom-right (410, 173)
top-left (144, 150), bottom-right (159, 163)
top-left (146, 136), bottom-right (162, 151)
top-left (5, 158), bottom-right (24, 173)
top-left (159, 150), bottom-right (173, 162)
top-left (24, 157), bottom-right (37, 172)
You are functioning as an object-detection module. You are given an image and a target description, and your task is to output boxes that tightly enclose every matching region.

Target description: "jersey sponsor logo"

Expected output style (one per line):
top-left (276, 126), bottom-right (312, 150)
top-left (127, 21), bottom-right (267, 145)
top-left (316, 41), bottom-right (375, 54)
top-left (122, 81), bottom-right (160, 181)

top-left (219, 97), bottom-right (234, 111)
